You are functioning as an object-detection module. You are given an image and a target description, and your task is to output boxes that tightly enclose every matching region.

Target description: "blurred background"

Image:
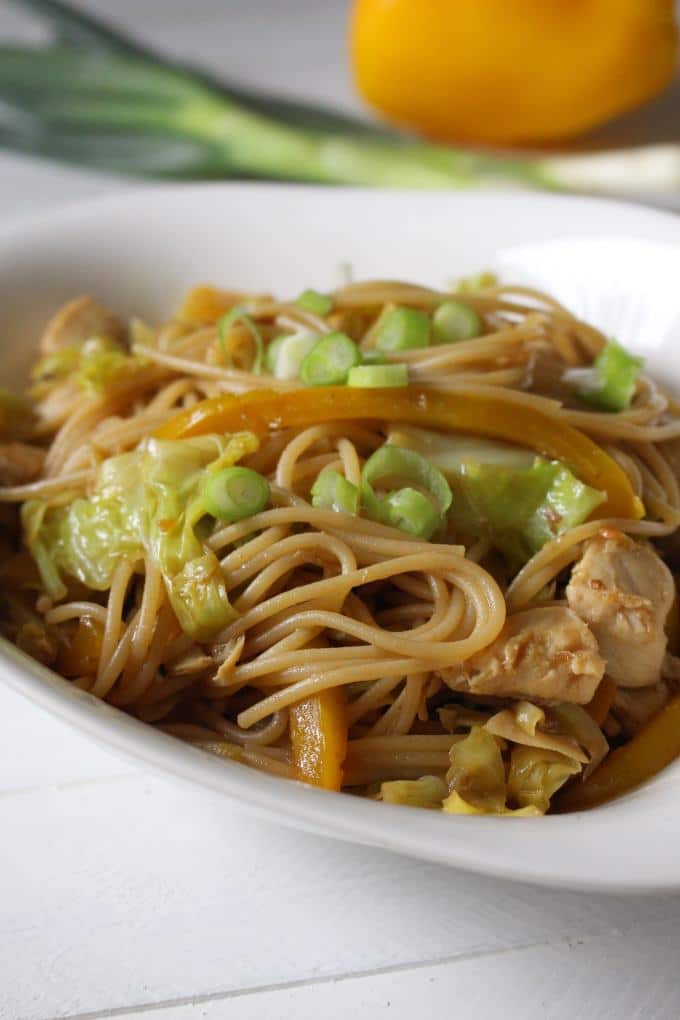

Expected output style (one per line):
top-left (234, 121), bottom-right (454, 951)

top-left (1, 0), bottom-right (356, 114)
top-left (0, 0), bottom-right (679, 203)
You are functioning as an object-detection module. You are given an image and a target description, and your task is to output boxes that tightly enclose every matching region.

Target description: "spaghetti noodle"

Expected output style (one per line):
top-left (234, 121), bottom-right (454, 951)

top-left (2, 276), bottom-right (679, 815)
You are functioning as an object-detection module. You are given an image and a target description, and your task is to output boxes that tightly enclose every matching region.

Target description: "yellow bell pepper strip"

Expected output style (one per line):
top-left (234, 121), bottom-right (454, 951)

top-left (666, 578), bottom-right (680, 656)
top-left (156, 387), bottom-right (643, 521)
top-left (584, 676), bottom-right (618, 728)
top-left (177, 285), bottom-right (234, 325)
top-left (56, 616), bottom-right (104, 679)
top-left (351, 0), bottom-right (678, 145)
top-left (553, 695), bottom-right (680, 813)
top-left (289, 687), bottom-right (348, 791)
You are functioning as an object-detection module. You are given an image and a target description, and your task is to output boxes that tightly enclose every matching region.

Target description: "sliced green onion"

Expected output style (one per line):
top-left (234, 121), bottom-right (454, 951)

top-left (347, 364), bottom-right (409, 388)
top-left (265, 335), bottom-right (286, 374)
top-left (376, 307), bottom-right (431, 352)
top-left (380, 487), bottom-right (441, 538)
top-left (202, 466), bottom-right (270, 522)
top-left (311, 468), bottom-right (359, 514)
top-left (297, 289), bottom-right (334, 317)
top-left (361, 445), bottom-right (452, 540)
top-left (300, 332), bottom-right (360, 387)
top-left (565, 340), bottom-right (644, 413)
top-left (432, 300), bottom-right (482, 343)
top-left (267, 330), bottom-right (319, 380)
top-left (218, 307), bottom-right (264, 374)
top-left (456, 271), bottom-right (498, 294)
top-left (360, 349), bottom-right (387, 366)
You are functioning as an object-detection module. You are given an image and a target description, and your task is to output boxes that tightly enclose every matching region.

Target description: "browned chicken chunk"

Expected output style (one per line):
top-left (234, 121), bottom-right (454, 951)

top-left (40, 295), bottom-right (126, 354)
top-left (566, 530), bottom-right (674, 688)
top-left (0, 442), bottom-right (44, 486)
top-left (439, 606), bottom-right (605, 704)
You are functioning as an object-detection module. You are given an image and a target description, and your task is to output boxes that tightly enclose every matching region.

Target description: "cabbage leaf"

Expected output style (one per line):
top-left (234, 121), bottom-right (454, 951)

top-left (380, 775), bottom-right (447, 809)
top-left (507, 746), bottom-right (581, 813)
top-left (23, 431), bottom-right (259, 641)
top-left (443, 723), bottom-right (569, 816)
top-left (31, 337), bottom-right (141, 395)
top-left (446, 726), bottom-right (506, 813)
top-left (387, 426), bottom-right (604, 567)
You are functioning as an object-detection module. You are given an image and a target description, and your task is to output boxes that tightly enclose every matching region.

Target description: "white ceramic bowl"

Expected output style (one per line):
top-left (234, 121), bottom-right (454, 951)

top-left (2, 184), bottom-right (680, 894)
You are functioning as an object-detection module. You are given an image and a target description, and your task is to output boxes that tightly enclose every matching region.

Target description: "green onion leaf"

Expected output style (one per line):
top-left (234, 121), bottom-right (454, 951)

top-left (311, 468), bottom-right (359, 514)
top-left (296, 289), bottom-right (333, 317)
top-left (376, 307), bottom-right (431, 352)
top-left (202, 466), bottom-right (270, 522)
top-left (300, 332), bottom-right (360, 387)
top-left (361, 445), bottom-right (452, 540)
top-left (432, 300), bottom-right (482, 343)
top-left (565, 340), bottom-right (644, 413)
top-left (347, 363), bottom-right (408, 388)
top-left (3, 5), bottom-right (674, 193)
top-left (218, 307), bottom-right (264, 374)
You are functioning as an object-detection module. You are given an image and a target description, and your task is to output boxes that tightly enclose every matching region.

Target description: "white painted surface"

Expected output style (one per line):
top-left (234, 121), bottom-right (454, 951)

top-left (4, 678), bottom-right (680, 1020)
top-left (1, 3), bottom-right (680, 1019)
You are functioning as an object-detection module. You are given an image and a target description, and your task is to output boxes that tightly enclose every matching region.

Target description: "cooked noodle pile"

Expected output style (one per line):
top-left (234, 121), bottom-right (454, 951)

top-left (2, 276), bottom-right (679, 815)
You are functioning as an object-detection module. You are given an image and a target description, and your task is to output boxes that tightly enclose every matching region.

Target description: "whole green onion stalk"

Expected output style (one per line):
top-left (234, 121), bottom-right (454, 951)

top-left (1, 0), bottom-right (679, 194)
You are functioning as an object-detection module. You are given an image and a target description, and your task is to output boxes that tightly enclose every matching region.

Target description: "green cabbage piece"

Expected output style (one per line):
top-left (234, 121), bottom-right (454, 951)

top-left (507, 746), bottom-right (581, 814)
top-left (31, 338), bottom-right (141, 394)
top-left (380, 775), bottom-right (447, 809)
top-left (446, 726), bottom-right (507, 813)
top-left (441, 790), bottom-right (542, 816)
top-left (77, 337), bottom-right (136, 391)
top-left (443, 728), bottom-right (548, 816)
top-left (22, 432), bottom-right (259, 641)
top-left (452, 458), bottom-right (605, 566)
top-left (387, 426), bottom-right (604, 567)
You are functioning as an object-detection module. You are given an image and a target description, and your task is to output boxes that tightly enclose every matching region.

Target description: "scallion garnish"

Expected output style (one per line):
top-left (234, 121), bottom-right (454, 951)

top-left (218, 307), bottom-right (264, 374)
top-left (297, 289), bottom-right (334, 317)
top-left (300, 332), bottom-right (360, 387)
top-left (264, 336), bottom-right (286, 374)
top-left (376, 307), bottom-right (431, 352)
top-left (347, 363), bottom-right (408, 388)
top-left (564, 340), bottom-right (644, 412)
top-left (311, 468), bottom-right (359, 514)
top-left (267, 331), bottom-right (319, 379)
top-left (359, 349), bottom-right (387, 366)
top-left (432, 300), bottom-right (482, 343)
top-left (202, 466), bottom-right (270, 522)
top-left (361, 445), bottom-right (452, 539)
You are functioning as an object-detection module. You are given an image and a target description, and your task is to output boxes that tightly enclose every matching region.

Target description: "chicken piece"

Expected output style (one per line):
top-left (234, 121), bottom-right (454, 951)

top-left (439, 606), bottom-right (605, 705)
top-left (0, 442), bottom-right (45, 486)
top-left (566, 529), bottom-right (674, 688)
top-left (40, 295), bottom-right (126, 354)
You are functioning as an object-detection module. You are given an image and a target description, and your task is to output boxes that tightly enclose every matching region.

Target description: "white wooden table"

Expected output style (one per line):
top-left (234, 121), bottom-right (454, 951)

top-left (2, 4), bottom-right (680, 1018)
